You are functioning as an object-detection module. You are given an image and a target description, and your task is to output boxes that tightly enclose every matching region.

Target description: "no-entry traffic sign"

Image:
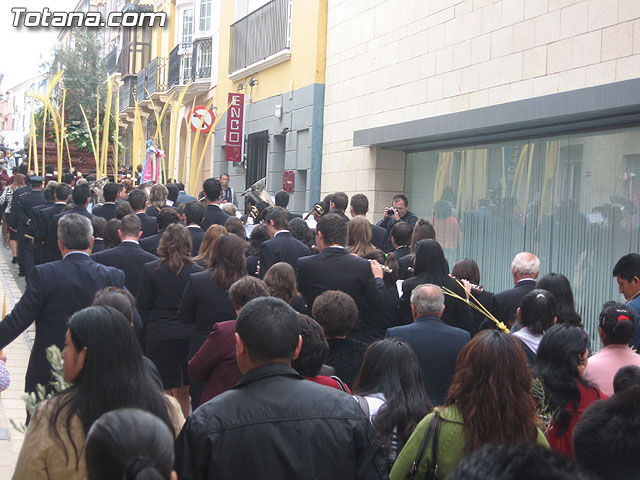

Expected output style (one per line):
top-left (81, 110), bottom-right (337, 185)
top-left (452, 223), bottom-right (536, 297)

top-left (189, 105), bottom-right (215, 134)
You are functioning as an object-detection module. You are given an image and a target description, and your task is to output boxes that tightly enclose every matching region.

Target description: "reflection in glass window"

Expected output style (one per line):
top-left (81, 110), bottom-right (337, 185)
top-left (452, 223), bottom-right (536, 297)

top-left (182, 9), bottom-right (193, 45)
top-left (404, 126), bottom-right (640, 348)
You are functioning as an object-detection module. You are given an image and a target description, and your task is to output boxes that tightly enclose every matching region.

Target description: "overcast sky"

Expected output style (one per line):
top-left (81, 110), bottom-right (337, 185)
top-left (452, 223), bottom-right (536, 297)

top-left (0, 0), bottom-right (80, 90)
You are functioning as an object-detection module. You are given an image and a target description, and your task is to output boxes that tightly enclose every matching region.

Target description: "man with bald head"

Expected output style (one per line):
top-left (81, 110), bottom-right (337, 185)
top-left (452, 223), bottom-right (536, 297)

top-left (491, 252), bottom-right (540, 327)
top-left (386, 284), bottom-right (470, 405)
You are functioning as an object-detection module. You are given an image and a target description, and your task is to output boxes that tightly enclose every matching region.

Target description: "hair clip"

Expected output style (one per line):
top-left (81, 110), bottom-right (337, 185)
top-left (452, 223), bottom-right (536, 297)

top-left (617, 314), bottom-right (630, 323)
top-left (536, 293), bottom-right (546, 299)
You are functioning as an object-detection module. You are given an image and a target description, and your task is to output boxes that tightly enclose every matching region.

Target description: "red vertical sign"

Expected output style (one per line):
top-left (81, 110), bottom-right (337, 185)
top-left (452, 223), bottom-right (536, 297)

top-left (226, 93), bottom-right (244, 162)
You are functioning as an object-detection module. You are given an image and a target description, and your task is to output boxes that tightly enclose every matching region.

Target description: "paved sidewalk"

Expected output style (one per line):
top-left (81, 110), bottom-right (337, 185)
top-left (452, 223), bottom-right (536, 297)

top-left (0, 246), bottom-right (31, 478)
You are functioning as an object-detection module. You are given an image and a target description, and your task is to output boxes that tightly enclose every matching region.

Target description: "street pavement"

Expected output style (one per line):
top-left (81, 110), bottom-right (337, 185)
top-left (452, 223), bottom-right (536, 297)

top-left (0, 244), bottom-right (31, 477)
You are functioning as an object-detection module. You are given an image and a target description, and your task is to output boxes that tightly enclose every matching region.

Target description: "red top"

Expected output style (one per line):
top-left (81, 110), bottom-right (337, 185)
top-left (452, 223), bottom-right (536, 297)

top-left (546, 380), bottom-right (606, 458)
top-left (306, 375), bottom-right (351, 393)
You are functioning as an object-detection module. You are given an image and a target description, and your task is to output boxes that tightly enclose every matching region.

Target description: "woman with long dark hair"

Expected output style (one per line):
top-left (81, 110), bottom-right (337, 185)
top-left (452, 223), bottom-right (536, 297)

top-left (585, 302), bottom-right (640, 396)
top-left (534, 324), bottom-right (605, 458)
top-left (536, 273), bottom-right (582, 326)
top-left (193, 224), bottom-right (227, 267)
top-left (353, 339), bottom-right (432, 470)
top-left (399, 239), bottom-right (472, 333)
top-left (263, 261), bottom-right (306, 313)
top-left (390, 330), bottom-right (547, 479)
top-left (137, 224), bottom-right (203, 417)
top-left (12, 306), bottom-right (183, 480)
top-left (179, 233), bottom-right (247, 409)
top-left (398, 218), bottom-right (436, 280)
top-left (85, 408), bottom-right (176, 480)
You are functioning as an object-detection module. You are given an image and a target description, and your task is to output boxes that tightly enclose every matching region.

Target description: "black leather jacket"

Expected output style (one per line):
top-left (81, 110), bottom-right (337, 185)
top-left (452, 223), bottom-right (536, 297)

top-left (175, 364), bottom-right (388, 479)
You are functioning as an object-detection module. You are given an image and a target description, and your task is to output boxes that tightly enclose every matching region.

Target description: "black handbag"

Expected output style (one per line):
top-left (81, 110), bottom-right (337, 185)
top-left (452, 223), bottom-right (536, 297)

top-left (407, 411), bottom-right (441, 480)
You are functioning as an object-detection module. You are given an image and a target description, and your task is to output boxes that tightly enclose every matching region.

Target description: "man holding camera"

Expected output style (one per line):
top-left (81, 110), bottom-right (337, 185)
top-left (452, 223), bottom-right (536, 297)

top-left (377, 194), bottom-right (418, 249)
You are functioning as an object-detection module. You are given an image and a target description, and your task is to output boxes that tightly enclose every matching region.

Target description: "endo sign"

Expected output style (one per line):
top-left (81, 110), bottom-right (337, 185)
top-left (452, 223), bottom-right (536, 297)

top-left (226, 93), bottom-right (244, 162)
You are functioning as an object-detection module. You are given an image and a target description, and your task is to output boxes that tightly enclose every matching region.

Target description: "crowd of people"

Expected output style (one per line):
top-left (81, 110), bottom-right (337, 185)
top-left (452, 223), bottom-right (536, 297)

top-left (0, 166), bottom-right (639, 479)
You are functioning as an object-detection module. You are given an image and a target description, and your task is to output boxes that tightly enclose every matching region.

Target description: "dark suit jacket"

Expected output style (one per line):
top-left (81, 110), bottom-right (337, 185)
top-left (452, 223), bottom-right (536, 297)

top-left (287, 211), bottom-right (302, 221)
top-left (391, 245), bottom-right (410, 260)
top-left (386, 315), bottom-right (470, 405)
top-left (92, 240), bottom-right (158, 296)
top-left (46, 205), bottom-right (93, 261)
top-left (178, 270), bottom-right (237, 358)
top-left (187, 225), bottom-right (205, 257)
top-left (259, 231), bottom-right (311, 277)
top-left (201, 204), bottom-right (229, 232)
top-left (398, 255), bottom-right (413, 280)
top-left (91, 238), bottom-right (105, 254)
top-left (0, 253), bottom-right (125, 394)
top-left (140, 230), bottom-right (164, 256)
top-left (296, 246), bottom-right (385, 315)
top-left (40, 203), bottom-right (67, 263)
top-left (492, 279), bottom-right (537, 326)
top-left (92, 202), bottom-right (117, 221)
top-left (325, 338), bottom-right (368, 387)
top-left (370, 222), bottom-right (388, 251)
top-left (137, 260), bottom-right (204, 344)
top-left (136, 211), bottom-right (158, 239)
top-left (187, 319), bottom-right (240, 406)
top-left (399, 275), bottom-right (474, 333)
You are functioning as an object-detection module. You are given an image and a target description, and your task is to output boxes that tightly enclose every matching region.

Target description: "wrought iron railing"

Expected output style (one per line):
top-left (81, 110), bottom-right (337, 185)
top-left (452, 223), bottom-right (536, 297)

top-left (229, 0), bottom-right (291, 73)
top-left (168, 43), bottom-right (193, 88)
top-left (119, 75), bottom-right (136, 113)
top-left (147, 57), bottom-right (168, 95)
top-left (136, 67), bottom-right (147, 101)
top-left (193, 38), bottom-right (212, 80)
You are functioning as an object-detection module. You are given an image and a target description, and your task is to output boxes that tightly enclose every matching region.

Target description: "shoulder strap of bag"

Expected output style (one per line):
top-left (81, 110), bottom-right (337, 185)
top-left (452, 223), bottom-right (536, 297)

top-left (408, 411), bottom-right (442, 480)
top-left (331, 375), bottom-right (349, 393)
top-left (354, 394), bottom-right (370, 419)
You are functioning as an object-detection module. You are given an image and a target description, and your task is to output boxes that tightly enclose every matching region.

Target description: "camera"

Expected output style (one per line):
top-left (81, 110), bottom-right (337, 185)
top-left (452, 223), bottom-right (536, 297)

top-left (386, 206), bottom-right (398, 216)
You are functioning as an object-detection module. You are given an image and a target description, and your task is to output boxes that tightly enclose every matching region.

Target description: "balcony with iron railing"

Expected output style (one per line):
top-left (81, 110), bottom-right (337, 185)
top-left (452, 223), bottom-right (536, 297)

top-left (193, 38), bottom-right (213, 81)
top-left (229, 0), bottom-right (291, 80)
top-left (119, 75), bottom-right (137, 114)
top-left (146, 57), bottom-right (168, 95)
top-left (168, 43), bottom-right (194, 89)
top-left (136, 67), bottom-right (147, 102)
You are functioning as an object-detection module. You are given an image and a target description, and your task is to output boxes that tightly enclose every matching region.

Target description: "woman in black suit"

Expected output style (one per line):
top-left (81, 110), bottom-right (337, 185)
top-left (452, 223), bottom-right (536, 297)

top-left (399, 239), bottom-right (473, 334)
top-left (178, 233), bottom-right (247, 408)
top-left (137, 223), bottom-right (203, 418)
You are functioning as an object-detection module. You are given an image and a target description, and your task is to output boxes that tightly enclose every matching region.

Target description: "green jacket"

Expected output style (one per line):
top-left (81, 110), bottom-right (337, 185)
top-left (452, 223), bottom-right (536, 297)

top-left (389, 405), bottom-right (549, 479)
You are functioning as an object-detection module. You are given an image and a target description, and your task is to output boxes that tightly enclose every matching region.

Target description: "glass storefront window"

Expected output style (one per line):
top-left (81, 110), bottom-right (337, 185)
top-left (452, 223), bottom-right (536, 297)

top-left (405, 126), bottom-right (640, 347)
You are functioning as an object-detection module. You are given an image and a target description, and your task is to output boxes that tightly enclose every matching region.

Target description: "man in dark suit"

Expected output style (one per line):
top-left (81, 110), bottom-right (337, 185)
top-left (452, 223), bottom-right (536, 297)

top-left (491, 252), bottom-right (540, 327)
top-left (140, 208), bottom-right (180, 256)
top-left (349, 193), bottom-right (388, 251)
top-left (13, 175), bottom-right (46, 277)
top-left (0, 214), bottom-right (125, 401)
top-left (92, 182), bottom-right (122, 221)
top-left (296, 213), bottom-right (384, 314)
top-left (183, 201), bottom-right (205, 257)
top-left (40, 183), bottom-right (72, 263)
top-left (389, 221), bottom-right (412, 260)
top-left (200, 177), bottom-right (229, 231)
top-left (386, 284), bottom-right (470, 405)
top-left (92, 213), bottom-right (157, 296)
top-left (260, 206), bottom-right (310, 277)
top-left (27, 180), bottom-right (57, 267)
top-left (45, 183), bottom-right (93, 262)
top-left (275, 190), bottom-right (302, 221)
top-left (128, 188), bottom-right (158, 239)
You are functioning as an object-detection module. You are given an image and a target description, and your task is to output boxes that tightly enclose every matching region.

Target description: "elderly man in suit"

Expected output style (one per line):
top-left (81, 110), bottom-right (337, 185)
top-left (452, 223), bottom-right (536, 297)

top-left (491, 252), bottom-right (540, 327)
top-left (259, 206), bottom-right (310, 277)
top-left (386, 283), bottom-right (470, 406)
top-left (0, 214), bottom-right (125, 402)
